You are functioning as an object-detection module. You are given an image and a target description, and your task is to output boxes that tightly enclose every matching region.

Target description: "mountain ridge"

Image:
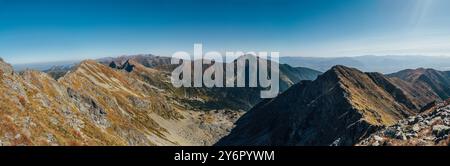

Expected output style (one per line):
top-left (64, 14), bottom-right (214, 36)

top-left (217, 65), bottom-right (440, 146)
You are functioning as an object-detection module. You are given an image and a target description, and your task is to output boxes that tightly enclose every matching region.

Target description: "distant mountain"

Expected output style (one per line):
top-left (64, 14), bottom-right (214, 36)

top-left (278, 64), bottom-right (322, 90)
top-left (216, 65), bottom-right (439, 146)
top-left (43, 65), bottom-right (76, 80)
top-left (280, 55), bottom-right (450, 73)
top-left (388, 68), bottom-right (450, 100)
top-left (12, 60), bottom-right (79, 72)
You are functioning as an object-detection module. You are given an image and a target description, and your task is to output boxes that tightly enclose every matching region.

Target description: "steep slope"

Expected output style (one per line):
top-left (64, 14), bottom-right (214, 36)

top-left (389, 68), bottom-right (450, 99)
top-left (217, 65), bottom-right (438, 146)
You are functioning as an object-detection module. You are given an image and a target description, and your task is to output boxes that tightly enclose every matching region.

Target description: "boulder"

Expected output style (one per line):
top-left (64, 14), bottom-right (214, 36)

top-left (432, 125), bottom-right (450, 138)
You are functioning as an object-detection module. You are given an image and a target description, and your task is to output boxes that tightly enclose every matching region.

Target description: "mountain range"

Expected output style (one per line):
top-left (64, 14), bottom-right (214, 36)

top-left (2, 54), bottom-right (450, 146)
top-left (280, 55), bottom-right (450, 73)
top-left (16, 55), bottom-right (450, 74)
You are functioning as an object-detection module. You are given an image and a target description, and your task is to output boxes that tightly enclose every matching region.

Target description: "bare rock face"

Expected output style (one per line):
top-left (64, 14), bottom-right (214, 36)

top-left (217, 65), bottom-right (438, 146)
top-left (358, 100), bottom-right (450, 146)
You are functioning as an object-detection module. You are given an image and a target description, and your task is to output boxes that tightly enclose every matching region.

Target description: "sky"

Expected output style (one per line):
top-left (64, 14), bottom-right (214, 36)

top-left (1, 0), bottom-right (450, 64)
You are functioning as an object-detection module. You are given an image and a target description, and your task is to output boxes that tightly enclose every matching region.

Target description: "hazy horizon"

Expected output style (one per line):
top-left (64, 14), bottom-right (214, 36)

top-left (10, 54), bottom-right (450, 74)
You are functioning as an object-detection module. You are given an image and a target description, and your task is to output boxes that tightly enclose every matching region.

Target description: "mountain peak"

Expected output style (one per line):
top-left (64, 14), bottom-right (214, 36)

top-left (330, 65), bottom-right (362, 74)
top-left (79, 59), bottom-right (98, 65)
top-left (71, 59), bottom-right (102, 71)
top-left (331, 64), bottom-right (350, 70)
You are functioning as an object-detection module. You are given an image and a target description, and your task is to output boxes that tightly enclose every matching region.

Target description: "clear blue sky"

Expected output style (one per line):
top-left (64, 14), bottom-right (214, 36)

top-left (1, 0), bottom-right (450, 64)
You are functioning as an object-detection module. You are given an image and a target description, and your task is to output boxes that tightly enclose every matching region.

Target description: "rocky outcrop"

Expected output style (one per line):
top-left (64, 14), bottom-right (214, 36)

top-left (358, 100), bottom-right (450, 146)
